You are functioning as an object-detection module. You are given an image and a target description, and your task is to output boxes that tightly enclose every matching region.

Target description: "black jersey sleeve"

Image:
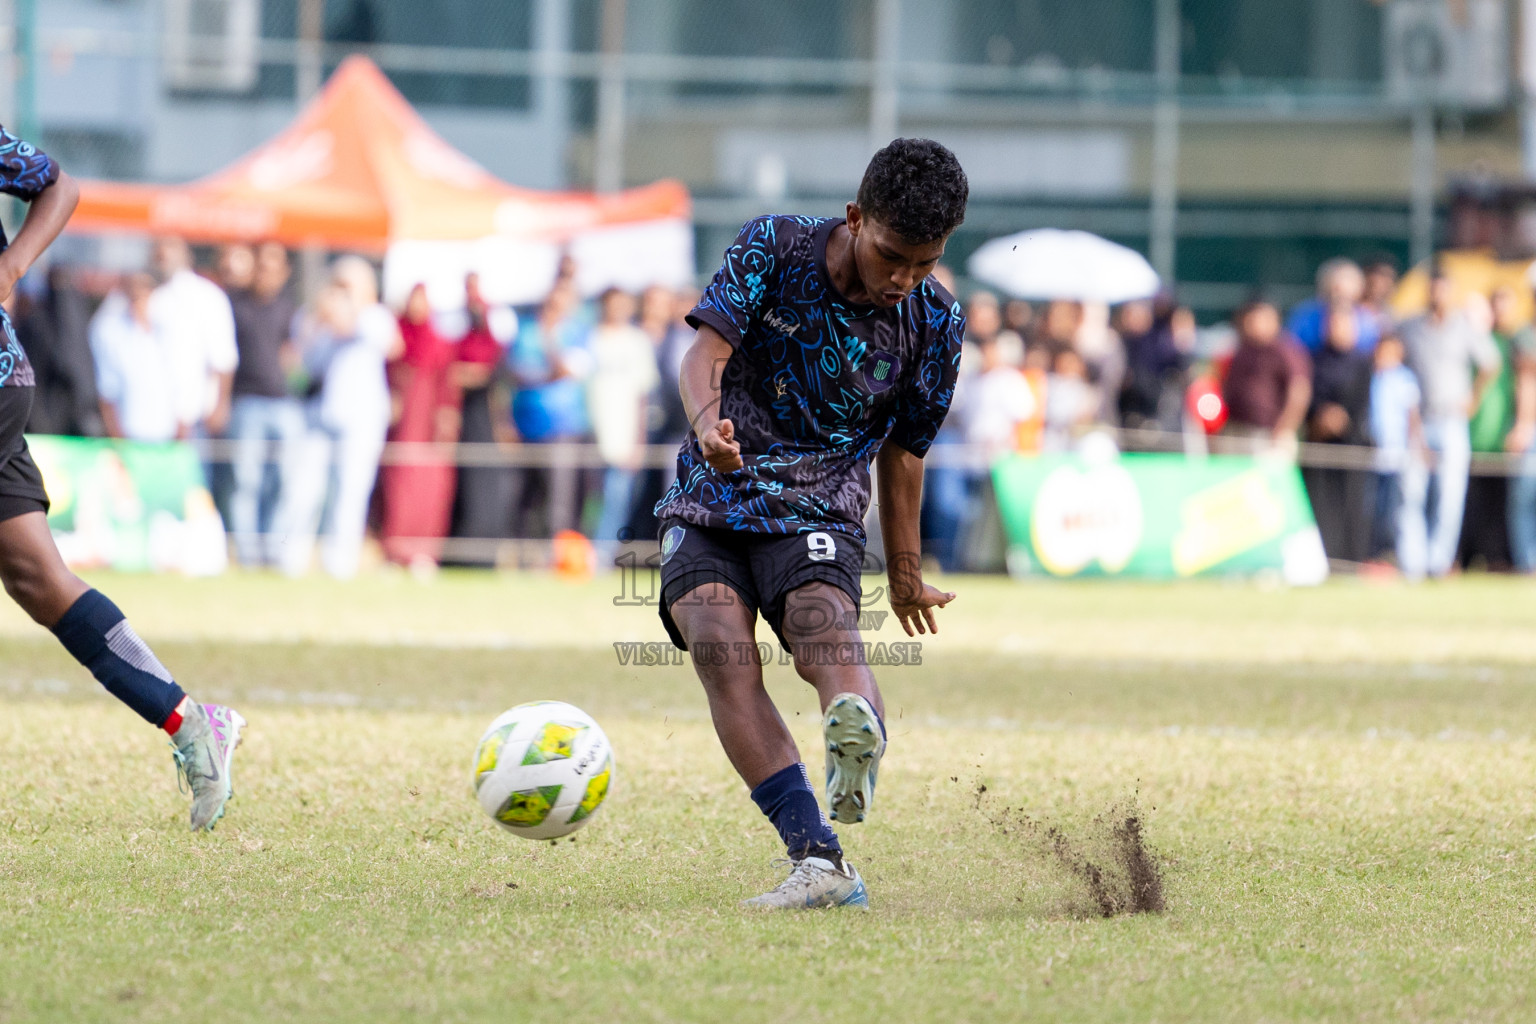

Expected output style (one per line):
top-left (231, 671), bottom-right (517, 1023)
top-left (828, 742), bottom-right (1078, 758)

top-left (888, 294), bottom-right (965, 458)
top-left (685, 215), bottom-right (791, 348)
top-left (0, 127), bottom-right (59, 202)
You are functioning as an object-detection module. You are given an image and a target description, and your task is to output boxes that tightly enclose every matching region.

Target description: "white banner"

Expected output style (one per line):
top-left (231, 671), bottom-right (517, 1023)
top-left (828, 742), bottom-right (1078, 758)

top-left (383, 219), bottom-right (696, 311)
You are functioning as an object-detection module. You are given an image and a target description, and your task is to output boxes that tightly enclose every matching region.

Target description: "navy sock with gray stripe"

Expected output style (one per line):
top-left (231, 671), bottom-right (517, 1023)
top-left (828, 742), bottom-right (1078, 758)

top-left (51, 590), bottom-right (185, 727)
top-left (750, 763), bottom-right (842, 865)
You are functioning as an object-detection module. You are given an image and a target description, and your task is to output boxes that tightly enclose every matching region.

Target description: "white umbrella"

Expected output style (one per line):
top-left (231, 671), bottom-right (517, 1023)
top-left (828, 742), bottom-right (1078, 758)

top-left (967, 228), bottom-right (1160, 304)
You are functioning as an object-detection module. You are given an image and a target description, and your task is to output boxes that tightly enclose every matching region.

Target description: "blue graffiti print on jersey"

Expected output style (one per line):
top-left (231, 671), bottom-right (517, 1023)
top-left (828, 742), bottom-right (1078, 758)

top-left (0, 127), bottom-right (59, 204)
top-left (655, 215), bottom-right (964, 540)
top-left (0, 125), bottom-right (58, 387)
top-left (0, 311), bottom-right (31, 387)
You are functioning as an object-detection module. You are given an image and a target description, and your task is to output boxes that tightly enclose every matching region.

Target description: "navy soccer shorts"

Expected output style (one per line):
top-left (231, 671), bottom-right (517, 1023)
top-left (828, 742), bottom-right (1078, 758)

top-left (0, 387), bottom-right (49, 523)
top-left (657, 517), bottom-right (866, 654)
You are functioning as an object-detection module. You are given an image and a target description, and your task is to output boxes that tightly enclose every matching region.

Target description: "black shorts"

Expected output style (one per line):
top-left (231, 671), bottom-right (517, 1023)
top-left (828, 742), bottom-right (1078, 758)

top-left (0, 387), bottom-right (48, 524)
top-left (658, 518), bottom-right (867, 653)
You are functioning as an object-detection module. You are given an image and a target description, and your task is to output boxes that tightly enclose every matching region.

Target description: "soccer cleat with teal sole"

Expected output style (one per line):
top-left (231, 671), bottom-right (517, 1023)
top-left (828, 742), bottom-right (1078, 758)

top-left (823, 693), bottom-right (884, 823)
top-left (171, 703), bottom-right (247, 832)
top-left (742, 857), bottom-right (869, 910)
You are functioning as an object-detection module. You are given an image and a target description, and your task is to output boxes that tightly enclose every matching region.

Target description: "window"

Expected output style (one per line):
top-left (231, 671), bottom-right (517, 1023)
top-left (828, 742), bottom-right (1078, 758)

top-left (252, 0), bottom-right (536, 109)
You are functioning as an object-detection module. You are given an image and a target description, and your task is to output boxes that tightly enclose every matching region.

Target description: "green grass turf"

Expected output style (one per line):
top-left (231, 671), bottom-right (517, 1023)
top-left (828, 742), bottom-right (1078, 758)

top-left (2, 571), bottom-right (1536, 1022)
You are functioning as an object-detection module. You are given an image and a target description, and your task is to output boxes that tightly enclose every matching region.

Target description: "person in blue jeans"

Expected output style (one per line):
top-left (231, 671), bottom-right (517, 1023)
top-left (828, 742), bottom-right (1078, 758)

top-left (1507, 325), bottom-right (1536, 572)
top-left (1368, 333), bottom-right (1422, 563)
top-left (1396, 268), bottom-right (1500, 580)
top-left (225, 242), bottom-right (302, 567)
top-left (507, 282), bottom-right (592, 535)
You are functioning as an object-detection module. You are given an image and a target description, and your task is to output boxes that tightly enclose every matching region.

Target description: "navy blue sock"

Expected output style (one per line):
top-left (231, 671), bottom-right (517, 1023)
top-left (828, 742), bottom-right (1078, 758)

top-left (51, 590), bottom-right (185, 727)
top-left (750, 763), bottom-right (842, 863)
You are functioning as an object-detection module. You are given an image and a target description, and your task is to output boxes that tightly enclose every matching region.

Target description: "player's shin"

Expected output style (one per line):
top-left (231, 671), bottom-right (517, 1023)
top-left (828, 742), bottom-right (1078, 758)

top-left (50, 589), bottom-right (186, 728)
top-left (750, 762), bottom-right (844, 866)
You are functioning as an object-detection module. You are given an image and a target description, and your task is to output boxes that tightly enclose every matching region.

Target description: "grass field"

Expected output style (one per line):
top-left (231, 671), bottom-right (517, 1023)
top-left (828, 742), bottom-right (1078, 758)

top-left (3, 570), bottom-right (1536, 1022)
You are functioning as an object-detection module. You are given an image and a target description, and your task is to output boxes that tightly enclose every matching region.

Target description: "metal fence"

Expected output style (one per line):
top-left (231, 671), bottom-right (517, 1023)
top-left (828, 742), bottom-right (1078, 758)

top-left (180, 432), bottom-right (1536, 574)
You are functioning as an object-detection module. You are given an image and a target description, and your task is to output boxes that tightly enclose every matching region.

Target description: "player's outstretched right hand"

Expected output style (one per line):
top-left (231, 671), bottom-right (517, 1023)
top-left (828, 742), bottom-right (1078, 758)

top-left (700, 418), bottom-right (744, 472)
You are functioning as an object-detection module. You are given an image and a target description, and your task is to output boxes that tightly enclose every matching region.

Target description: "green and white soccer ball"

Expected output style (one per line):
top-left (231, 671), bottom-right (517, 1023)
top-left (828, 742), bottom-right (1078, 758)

top-left (472, 701), bottom-right (614, 840)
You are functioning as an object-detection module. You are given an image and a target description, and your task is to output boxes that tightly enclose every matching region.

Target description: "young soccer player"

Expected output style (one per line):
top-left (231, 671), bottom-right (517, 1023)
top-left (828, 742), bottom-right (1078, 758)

top-left (0, 127), bottom-right (244, 831)
top-left (654, 138), bottom-right (969, 908)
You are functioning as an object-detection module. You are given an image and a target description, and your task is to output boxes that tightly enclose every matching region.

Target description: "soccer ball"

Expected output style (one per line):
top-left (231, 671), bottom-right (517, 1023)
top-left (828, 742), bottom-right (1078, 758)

top-left (471, 701), bottom-right (614, 840)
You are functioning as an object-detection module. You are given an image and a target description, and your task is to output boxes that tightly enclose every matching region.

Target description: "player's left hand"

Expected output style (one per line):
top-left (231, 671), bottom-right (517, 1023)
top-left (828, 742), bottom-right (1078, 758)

top-left (890, 582), bottom-right (955, 637)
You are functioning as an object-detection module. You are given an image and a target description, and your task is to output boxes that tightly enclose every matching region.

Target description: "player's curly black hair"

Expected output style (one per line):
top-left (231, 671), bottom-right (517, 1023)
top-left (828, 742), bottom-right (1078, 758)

top-left (856, 138), bottom-right (969, 245)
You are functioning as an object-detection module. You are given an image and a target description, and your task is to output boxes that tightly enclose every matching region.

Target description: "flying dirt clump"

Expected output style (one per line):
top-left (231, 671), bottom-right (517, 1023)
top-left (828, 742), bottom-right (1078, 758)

top-left (975, 785), bottom-right (1166, 918)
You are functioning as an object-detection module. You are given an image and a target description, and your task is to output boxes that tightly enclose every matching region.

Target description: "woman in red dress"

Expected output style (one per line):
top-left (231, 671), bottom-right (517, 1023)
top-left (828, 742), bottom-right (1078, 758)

top-left (381, 284), bottom-right (460, 568)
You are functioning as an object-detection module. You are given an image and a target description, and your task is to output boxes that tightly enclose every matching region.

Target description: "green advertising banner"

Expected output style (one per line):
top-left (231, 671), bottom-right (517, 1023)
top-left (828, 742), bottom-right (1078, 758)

top-left (27, 436), bottom-right (227, 575)
top-left (992, 452), bottom-right (1327, 583)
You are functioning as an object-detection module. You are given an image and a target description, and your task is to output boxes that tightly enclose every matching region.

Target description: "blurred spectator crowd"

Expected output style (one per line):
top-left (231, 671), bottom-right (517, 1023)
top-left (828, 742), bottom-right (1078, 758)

top-left (13, 239), bottom-right (697, 577)
top-left (10, 243), bottom-right (1536, 581)
top-left (919, 257), bottom-right (1536, 581)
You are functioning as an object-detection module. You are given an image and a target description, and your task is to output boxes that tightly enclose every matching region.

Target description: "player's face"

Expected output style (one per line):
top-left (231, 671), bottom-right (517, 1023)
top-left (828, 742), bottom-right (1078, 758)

top-left (847, 206), bottom-right (947, 308)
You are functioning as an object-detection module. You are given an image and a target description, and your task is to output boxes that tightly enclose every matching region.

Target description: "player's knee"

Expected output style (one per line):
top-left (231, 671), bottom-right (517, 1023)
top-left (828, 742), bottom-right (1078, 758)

top-left (0, 547), bottom-right (80, 624)
top-left (671, 585), bottom-right (751, 648)
top-left (791, 652), bottom-right (821, 686)
top-left (0, 556), bottom-right (49, 621)
top-left (682, 619), bottom-right (744, 669)
top-left (677, 614), bottom-right (762, 695)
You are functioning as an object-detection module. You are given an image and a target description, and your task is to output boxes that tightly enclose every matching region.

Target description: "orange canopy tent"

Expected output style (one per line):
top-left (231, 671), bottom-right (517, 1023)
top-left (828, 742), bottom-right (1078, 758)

top-left (70, 56), bottom-right (694, 305)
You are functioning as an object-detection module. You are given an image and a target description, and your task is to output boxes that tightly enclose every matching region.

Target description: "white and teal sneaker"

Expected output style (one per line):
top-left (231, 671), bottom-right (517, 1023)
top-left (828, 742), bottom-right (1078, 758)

top-left (824, 693), bottom-right (884, 824)
top-left (171, 703), bottom-right (247, 832)
top-left (742, 857), bottom-right (869, 910)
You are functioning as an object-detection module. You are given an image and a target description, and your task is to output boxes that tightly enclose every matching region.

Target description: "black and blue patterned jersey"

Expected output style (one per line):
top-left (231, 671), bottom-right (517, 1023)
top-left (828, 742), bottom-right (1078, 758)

top-left (0, 125), bottom-right (59, 389)
top-left (655, 215), bottom-right (964, 539)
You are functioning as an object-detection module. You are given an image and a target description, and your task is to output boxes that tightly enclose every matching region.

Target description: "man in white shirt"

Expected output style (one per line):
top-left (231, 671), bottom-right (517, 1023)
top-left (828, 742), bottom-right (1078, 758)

top-left (149, 236), bottom-right (238, 439)
top-left (90, 271), bottom-right (181, 442)
top-left (1396, 266), bottom-right (1501, 579)
top-left (588, 287), bottom-right (659, 551)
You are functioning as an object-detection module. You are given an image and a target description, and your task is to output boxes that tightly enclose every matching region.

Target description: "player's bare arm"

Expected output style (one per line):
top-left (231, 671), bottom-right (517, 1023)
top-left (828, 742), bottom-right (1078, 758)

top-left (0, 169), bottom-right (78, 302)
top-left (877, 443), bottom-right (955, 636)
top-left (678, 323), bottom-right (743, 472)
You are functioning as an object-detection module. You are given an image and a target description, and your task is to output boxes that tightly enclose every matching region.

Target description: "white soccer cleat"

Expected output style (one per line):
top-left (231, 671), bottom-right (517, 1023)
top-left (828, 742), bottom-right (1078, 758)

top-left (171, 703), bottom-right (247, 832)
top-left (742, 857), bottom-right (869, 910)
top-left (823, 693), bottom-right (884, 823)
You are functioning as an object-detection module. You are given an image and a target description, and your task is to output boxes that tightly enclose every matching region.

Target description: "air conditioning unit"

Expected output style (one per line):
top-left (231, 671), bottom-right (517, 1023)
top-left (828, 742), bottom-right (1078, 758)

top-left (163, 0), bottom-right (260, 93)
top-left (1384, 0), bottom-right (1508, 108)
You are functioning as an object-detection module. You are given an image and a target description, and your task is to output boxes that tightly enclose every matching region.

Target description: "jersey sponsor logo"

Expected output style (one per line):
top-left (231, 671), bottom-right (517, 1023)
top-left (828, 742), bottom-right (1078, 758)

top-left (762, 309), bottom-right (800, 337)
top-left (864, 352), bottom-right (900, 394)
top-left (661, 525), bottom-right (686, 565)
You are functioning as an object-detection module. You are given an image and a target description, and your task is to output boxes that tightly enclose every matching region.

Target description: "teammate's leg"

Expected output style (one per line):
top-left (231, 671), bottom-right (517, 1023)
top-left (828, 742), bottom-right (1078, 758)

top-left (781, 582), bottom-right (886, 825)
top-left (0, 511), bottom-right (88, 625)
top-left (0, 510), bottom-right (245, 831)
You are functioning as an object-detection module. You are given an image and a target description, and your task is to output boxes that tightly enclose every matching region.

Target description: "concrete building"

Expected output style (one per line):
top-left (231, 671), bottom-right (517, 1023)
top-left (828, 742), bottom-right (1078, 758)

top-left (12, 0), bottom-right (1535, 314)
